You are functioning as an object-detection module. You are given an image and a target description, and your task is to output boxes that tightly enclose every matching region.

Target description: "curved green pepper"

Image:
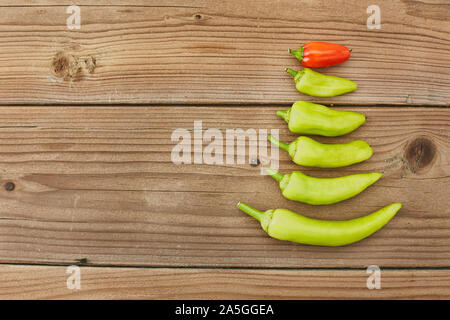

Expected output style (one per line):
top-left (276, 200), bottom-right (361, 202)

top-left (237, 202), bottom-right (401, 246)
top-left (266, 168), bottom-right (382, 205)
top-left (286, 68), bottom-right (357, 97)
top-left (277, 101), bottom-right (365, 136)
top-left (268, 135), bottom-right (373, 168)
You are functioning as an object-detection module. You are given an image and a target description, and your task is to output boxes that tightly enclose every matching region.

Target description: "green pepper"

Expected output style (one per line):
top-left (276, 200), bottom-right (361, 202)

top-left (266, 168), bottom-right (382, 205)
top-left (286, 68), bottom-right (357, 97)
top-left (268, 135), bottom-right (373, 168)
top-left (237, 202), bottom-right (401, 246)
top-left (277, 101), bottom-right (365, 136)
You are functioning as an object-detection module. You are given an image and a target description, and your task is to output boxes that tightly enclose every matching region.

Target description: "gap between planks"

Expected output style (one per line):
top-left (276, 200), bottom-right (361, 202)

top-left (0, 103), bottom-right (449, 108)
top-left (1, 262), bottom-right (450, 271)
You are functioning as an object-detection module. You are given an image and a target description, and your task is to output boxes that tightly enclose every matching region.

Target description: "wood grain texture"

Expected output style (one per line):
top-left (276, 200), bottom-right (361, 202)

top-left (0, 106), bottom-right (448, 268)
top-left (0, 0), bottom-right (449, 105)
top-left (0, 265), bottom-right (449, 299)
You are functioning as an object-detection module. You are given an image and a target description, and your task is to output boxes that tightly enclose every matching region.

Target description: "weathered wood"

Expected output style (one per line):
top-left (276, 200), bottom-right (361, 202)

top-left (0, 0), bottom-right (449, 105)
top-left (0, 106), bottom-right (448, 268)
top-left (0, 265), bottom-right (448, 299)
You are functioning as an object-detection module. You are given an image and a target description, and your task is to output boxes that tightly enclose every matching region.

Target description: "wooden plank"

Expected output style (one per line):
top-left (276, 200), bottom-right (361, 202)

top-left (0, 0), bottom-right (449, 105)
top-left (0, 265), bottom-right (449, 299)
top-left (0, 106), bottom-right (448, 268)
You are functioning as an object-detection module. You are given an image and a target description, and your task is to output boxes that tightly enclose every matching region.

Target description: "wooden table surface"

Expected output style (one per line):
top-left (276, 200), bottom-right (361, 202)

top-left (0, 0), bottom-right (449, 299)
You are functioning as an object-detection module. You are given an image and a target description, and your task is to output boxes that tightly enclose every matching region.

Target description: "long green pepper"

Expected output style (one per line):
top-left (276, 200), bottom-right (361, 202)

top-left (266, 169), bottom-right (382, 205)
top-left (277, 101), bottom-right (366, 136)
top-left (268, 135), bottom-right (373, 168)
top-left (286, 68), bottom-right (357, 97)
top-left (237, 202), bottom-right (402, 246)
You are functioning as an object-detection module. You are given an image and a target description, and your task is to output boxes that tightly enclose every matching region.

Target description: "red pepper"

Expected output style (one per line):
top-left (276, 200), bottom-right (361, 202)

top-left (289, 42), bottom-right (351, 68)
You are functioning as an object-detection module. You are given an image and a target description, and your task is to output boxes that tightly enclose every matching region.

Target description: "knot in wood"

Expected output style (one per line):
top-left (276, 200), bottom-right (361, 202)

top-left (405, 137), bottom-right (436, 173)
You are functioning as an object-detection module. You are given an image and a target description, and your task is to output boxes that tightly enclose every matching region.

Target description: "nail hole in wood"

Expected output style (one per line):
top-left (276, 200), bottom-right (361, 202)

top-left (4, 182), bottom-right (15, 191)
top-left (250, 158), bottom-right (260, 166)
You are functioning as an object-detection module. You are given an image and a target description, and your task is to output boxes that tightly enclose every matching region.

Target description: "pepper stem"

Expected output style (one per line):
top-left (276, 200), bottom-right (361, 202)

top-left (289, 47), bottom-right (304, 62)
top-left (285, 68), bottom-right (297, 77)
top-left (237, 202), bottom-right (264, 222)
top-left (276, 110), bottom-right (287, 120)
top-left (268, 135), bottom-right (289, 152)
top-left (265, 168), bottom-right (284, 182)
